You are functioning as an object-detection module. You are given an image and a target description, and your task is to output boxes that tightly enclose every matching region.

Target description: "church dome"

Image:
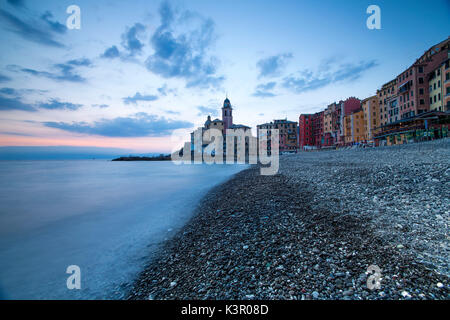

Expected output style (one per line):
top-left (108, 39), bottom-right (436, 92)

top-left (223, 97), bottom-right (231, 108)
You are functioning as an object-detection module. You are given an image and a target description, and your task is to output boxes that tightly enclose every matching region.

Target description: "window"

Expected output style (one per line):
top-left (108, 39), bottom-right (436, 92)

top-left (419, 88), bottom-right (424, 95)
top-left (419, 77), bottom-right (423, 84)
top-left (418, 66), bottom-right (423, 73)
top-left (420, 99), bottom-right (424, 105)
top-left (447, 73), bottom-right (450, 81)
top-left (438, 81), bottom-right (441, 88)
top-left (438, 93), bottom-right (441, 101)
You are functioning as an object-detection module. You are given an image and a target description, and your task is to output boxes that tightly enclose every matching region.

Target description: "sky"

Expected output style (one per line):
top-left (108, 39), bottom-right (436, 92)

top-left (0, 0), bottom-right (449, 156)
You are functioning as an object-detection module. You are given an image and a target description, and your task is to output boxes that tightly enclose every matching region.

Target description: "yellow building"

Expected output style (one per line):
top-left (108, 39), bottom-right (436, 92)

top-left (344, 109), bottom-right (365, 144)
top-left (429, 63), bottom-right (444, 112)
top-left (361, 95), bottom-right (380, 141)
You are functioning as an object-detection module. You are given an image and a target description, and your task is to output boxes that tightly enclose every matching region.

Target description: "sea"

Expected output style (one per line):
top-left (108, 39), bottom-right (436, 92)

top-left (0, 160), bottom-right (247, 299)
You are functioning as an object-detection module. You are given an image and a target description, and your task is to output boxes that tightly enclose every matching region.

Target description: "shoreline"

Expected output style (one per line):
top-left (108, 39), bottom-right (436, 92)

top-left (129, 139), bottom-right (449, 300)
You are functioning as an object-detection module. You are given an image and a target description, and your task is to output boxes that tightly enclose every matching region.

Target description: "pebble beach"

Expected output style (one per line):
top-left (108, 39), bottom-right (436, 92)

top-left (129, 139), bottom-right (450, 300)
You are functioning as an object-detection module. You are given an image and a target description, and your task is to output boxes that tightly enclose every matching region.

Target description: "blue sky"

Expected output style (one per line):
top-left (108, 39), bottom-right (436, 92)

top-left (0, 0), bottom-right (449, 155)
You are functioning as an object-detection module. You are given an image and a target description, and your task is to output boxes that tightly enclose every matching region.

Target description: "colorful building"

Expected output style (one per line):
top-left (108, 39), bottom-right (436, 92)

top-left (257, 119), bottom-right (298, 153)
top-left (339, 97), bottom-right (361, 145)
top-left (312, 111), bottom-right (324, 148)
top-left (429, 62), bottom-right (444, 111)
top-left (361, 95), bottom-right (380, 141)
top-left (396, 38), bottom-right (449, 119)
top-left (444, 59), bottom-right (450, 111)
top-left (323, 102), bottom-right (339, 146)
top-left (377, 79), bottom-right (398, 126)
top-left (344, 108), bottom-right (365, 145)
top-left (298, 114), bottom-right (313, 149)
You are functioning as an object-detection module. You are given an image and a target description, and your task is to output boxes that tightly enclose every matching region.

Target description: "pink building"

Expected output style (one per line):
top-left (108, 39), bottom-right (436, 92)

top-left (397, 38), bottom-right (449, 119)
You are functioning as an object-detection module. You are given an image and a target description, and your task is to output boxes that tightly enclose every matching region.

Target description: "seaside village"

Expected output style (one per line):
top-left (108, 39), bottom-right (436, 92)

top-left (186, 38), bottom-right (450, 158)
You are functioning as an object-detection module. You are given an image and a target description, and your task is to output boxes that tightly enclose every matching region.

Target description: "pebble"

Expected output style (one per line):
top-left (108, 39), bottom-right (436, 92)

top-left (128, 139), bottom-right (450, 300)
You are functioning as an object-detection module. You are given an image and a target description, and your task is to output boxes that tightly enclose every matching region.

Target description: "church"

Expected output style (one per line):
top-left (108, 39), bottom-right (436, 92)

top-left (203, 97), bottom-right (251, 133)
top-left (190, 97), bottom-right (252, 159)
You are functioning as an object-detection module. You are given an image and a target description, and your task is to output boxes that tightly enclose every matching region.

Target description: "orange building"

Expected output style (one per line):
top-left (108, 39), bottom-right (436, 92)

top-left (361, 95), bottom-right (380, 141)
top-left (344, 108), bottom-right (365, 145)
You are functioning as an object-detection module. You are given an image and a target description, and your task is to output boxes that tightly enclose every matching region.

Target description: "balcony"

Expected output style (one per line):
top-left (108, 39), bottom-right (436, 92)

top-left (398, 81), bottom-right (411, 94)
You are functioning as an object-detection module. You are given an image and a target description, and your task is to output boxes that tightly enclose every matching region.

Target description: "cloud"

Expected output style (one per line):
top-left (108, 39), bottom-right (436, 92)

top-left (41, 11), bottom-right (66, 34)
top-left (92, 104), bottom-right (109, 108)
top-left (282, 59), bottom-right (378, 94)
top-left (43, 113), bottom-right (194, 137)
top-left (145, 1), bottom-right (223, 89)
top-left (0, 87), bottom-right (47, 98)
top-left (16, 58), bottom-right (92, 83)
top-left (197, 105), bottom-right (218, 117)
top-left (252, 81), bottom-right (277, 98)
top-left (0, 87), bottom-right (17, 95)
top-left (121, 23), bottom-right (146, 56)
top-left (100, 23), bottom-right (145, 60)
top-left (0, 9), bottom-right (65, 48)
top-left (0, 94), bottom-right (35, 111)
top-left (123, 92), bottom-right (159, 105)
top-left (6, 0), bottom-right (25, 8)
top-left (0, 73), bottom-right (11, 83)
top-left (101, 45), bottom-right (120, 59)
top-left (39, 99), bottom-right (83, 110)
top-left (257, 53), bottom-right (293, 78)
top-left (65, 58), bottom-right (92, 67)
top-left (157, 84), bottom-right (177, 96)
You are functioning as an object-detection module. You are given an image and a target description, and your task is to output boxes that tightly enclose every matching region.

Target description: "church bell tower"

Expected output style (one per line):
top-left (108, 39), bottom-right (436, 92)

top-left (222, 97), bottom-right (233, 131)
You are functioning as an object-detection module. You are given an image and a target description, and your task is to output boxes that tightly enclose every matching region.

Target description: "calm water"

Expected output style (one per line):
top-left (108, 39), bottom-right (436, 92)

top-left (0, 160), bottom-right (247, 299)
